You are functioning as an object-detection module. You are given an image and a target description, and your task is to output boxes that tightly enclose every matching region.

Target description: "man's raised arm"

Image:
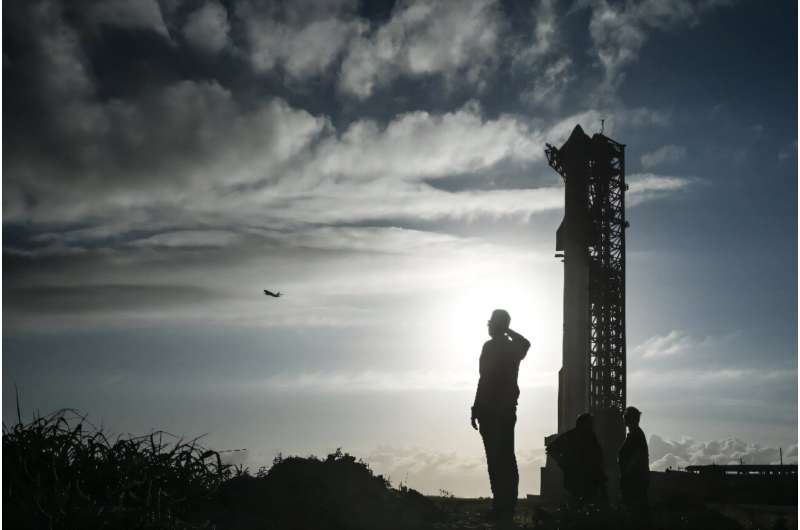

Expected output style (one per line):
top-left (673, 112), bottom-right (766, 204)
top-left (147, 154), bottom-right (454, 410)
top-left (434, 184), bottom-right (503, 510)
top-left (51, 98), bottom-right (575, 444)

top-left (506, 328), bottom-right (531, 357)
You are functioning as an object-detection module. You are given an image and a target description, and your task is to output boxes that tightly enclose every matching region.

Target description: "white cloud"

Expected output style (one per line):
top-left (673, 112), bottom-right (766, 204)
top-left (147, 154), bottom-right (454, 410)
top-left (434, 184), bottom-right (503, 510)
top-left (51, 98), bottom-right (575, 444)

top-left (641, 144), bottom-right (687, 168)
top-left (515, 0), bottom-right (577, 109)
top-left (6, 3), bottom-right (690, 245)
top-left (7, 99), bottom-right (691, 242)
top-left (365, 446), bottom-right (546, 496)
top-left (629, 366), bottom-right (794, 390)
top-left (182, 1), bottom-right (231, 55)
top-left (306, 102), bottom-right (542, 182)
top-left (649, 434), bottom-right (798, 470)
top-left (521, 56), bottom-right (576, 108)
top-left (4, 10), bottom-right (693, 271)
top-left (339, 0), bottom-right (502, 98)
top-left (6, 96), bottom-right (695, 255)
top-left (633, 329), bottom-right (702, 358)
top-left (523, 0), bottom-right (558, 60)
top-left (130, 230), bottom-right (241, 248)
top-left (252, 370), bottom-right (476, 393)
top-left (244, 14), bottom-right (360, 79)
top-left (627, 173), bottom-right (693, 205)
top-left (237, 368), bottom-right (554, 394)
top-left (587, 0), bottom-right (730, 98)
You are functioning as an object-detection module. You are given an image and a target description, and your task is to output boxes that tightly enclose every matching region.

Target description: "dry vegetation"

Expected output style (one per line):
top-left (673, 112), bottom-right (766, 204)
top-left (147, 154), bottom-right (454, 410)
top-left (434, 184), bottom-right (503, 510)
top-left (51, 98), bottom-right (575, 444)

top-left (3, 409), bottom-right (443, 529)
top-left (4, 409), bottom-right (230, 528)
top-left (4, 408), bottom-right (786, 530)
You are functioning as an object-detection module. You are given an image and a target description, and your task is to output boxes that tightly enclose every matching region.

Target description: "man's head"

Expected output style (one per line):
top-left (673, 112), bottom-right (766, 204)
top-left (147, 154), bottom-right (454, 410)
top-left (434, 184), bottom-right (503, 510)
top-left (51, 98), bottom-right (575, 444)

top-left (623, 406), bottom-right (641, 428)
top-left (575, 412), bottom-right (594, 433)
top-left (487, 309), bottom-right (511, 338)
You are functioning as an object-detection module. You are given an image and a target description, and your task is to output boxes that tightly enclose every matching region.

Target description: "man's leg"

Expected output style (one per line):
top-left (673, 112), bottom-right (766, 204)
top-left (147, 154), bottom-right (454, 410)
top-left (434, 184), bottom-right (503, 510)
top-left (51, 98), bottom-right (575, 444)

top-left (496, 414), bottom-right (519, 518)
top-left (480, 419), bottom-right (500, 514)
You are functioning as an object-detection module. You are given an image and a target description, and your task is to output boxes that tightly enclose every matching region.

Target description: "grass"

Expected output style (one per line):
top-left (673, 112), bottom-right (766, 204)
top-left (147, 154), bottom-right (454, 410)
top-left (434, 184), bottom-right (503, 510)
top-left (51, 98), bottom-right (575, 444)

top-left (3, 409), bottom-right (443, 529)
top-left (4, 408), bottom-right (230, 529)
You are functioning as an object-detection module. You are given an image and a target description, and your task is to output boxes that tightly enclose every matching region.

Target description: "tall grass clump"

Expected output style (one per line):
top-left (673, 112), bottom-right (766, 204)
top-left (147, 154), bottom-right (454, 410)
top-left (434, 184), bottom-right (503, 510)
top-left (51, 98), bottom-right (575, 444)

top-left (4, 408), bottom-right (230, 529)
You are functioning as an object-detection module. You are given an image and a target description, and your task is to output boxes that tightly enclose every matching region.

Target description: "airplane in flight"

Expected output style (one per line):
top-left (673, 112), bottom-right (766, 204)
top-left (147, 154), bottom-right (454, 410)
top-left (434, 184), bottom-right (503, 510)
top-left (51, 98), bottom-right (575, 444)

top-left (263, 289), bottom-right (282, 298)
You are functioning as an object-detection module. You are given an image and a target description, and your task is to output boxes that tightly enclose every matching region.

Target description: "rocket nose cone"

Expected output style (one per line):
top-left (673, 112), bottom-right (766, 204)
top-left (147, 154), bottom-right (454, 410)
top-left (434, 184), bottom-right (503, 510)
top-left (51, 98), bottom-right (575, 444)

top-left (568, 124), bottom-right (586, 141)
top-left (559, 124), bottom-right (591, 153)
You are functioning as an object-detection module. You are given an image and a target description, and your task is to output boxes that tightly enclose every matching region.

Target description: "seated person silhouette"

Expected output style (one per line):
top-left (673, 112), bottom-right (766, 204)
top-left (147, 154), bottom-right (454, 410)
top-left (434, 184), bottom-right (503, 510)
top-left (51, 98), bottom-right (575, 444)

top-left (546, 413), bottom-right (607, 504)
top-left (470, 309), bottom-right (530, 523)
top-left (618, 406), bottom-right (649, 512)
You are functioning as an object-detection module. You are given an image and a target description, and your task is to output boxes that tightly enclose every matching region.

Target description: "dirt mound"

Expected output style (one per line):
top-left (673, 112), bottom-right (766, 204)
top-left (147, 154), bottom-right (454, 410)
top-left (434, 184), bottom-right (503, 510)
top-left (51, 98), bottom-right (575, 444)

top-left (213, 449), bottom-right (444, 530)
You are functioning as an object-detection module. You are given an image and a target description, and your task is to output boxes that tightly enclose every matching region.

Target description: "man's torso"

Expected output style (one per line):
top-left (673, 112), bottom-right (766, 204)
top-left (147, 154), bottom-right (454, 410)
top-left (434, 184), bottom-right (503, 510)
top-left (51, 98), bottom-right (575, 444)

top-left (476, 338), bottom-right (526, 415)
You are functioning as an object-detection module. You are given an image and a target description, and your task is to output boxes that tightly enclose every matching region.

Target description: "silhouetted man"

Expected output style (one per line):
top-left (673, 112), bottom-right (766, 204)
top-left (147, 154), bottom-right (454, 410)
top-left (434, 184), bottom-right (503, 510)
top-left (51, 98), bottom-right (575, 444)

top-left (618, 406), bottom-right (649, 512)
top-left (545, 413), bottom-right (607, 504)
top-left (471, 309), bottom-right (530, 523)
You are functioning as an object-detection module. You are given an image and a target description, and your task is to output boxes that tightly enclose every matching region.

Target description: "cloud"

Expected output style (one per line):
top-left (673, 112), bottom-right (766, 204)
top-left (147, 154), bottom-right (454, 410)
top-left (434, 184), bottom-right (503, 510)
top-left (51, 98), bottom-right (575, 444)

top-left (4, 1), bottom-right (690, 249)
top-left (129, 230), bottom-right (242, 248)
top-left (364, 446), bottom-right (546, 496)
top-left (182, 1), bottom-right (231, 55)
top-left (306, 102), bottom-right (541, 182)
top-left (89, 0), bottom-right (170, 36)
top-left (239, 0), bottom-right (360, 79)
top-left (586, 0), bottom-right (731, 98)
top-left (4, 79), bottom-right (329, 222)
top-left (626, 173), bottom-right (693, 205)
top-left (3, 1), bottom-right (699, 337)
top-left (649, 434), bottom-right (798, 470)
top-left (4, 284), bottom-right (222, 314)
top-left (240, 369), bottom-right (555, 394)
top-left (339, 0), bottom-right (503, 98)
top-left (3, 224), bottom-right (553, 330)
top-left (630, 366), bottom-right (795, 391)
top-left (521, 56), bottom-right (576, 109)
top-left (641, 144), bottom-right (687, 168)
top-left (633, 329), bottom-right (703, 358)
top-left (515, 0), bottom-right (576, 110)
top-left (520, 0), bottom-right (558, 61)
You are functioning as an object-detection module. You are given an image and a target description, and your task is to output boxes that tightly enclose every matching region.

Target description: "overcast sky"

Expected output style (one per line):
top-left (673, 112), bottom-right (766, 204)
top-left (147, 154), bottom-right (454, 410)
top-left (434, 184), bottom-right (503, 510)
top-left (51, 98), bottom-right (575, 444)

top-left (3, 0), bottom-right (797, 496)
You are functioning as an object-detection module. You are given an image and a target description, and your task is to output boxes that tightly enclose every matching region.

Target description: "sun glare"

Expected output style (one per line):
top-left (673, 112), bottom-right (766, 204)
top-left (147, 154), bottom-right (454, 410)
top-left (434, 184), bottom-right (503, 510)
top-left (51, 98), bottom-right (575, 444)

top-left (435, 261), bottom-right (559, 372)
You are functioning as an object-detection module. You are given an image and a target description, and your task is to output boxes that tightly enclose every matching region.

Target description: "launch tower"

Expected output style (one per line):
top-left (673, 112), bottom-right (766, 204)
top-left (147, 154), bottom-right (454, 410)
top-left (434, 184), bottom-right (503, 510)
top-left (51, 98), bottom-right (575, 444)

top-left (540, 124), bottom-right (628, 500)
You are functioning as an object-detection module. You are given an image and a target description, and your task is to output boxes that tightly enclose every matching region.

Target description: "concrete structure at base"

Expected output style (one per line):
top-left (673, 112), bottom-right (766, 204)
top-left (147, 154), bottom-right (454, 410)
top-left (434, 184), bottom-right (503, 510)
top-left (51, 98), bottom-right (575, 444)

top-left (540, 125), bottom-right (628, 501)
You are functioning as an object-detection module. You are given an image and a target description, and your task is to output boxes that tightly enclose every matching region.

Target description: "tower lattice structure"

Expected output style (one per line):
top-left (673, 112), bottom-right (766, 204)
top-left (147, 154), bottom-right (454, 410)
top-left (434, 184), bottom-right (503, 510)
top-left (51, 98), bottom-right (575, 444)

top-left (546, 130), bottom-right (627, 416)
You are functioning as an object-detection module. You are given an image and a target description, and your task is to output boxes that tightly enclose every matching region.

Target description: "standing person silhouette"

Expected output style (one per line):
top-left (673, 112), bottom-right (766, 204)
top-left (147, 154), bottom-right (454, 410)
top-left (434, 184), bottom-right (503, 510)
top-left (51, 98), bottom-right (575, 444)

top-left (471, 309), bottom-right (530, 524)
top-left (546, 412), bottom-right (607, 505)
top-left (618, 406), bottom-right (649, 514)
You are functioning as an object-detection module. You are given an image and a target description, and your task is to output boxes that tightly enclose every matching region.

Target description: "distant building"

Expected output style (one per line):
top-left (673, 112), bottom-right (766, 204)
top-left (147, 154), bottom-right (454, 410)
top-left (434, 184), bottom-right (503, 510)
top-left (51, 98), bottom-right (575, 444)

top-left (650, 465), bottom-right (798, 505)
